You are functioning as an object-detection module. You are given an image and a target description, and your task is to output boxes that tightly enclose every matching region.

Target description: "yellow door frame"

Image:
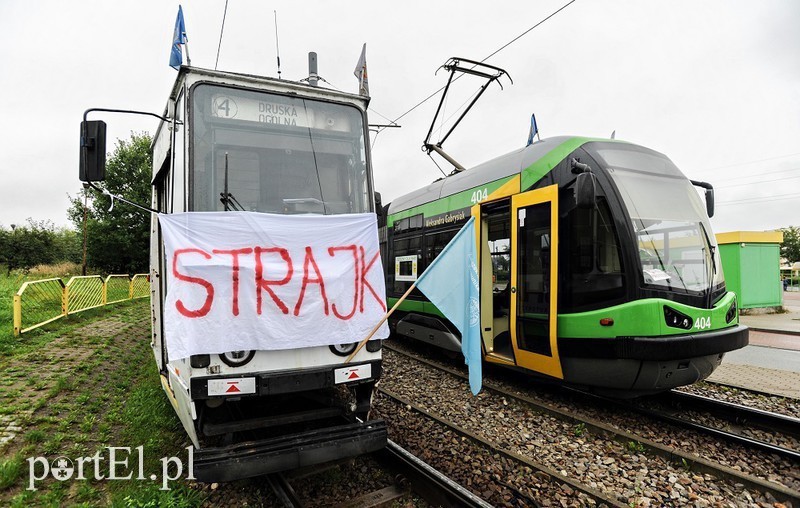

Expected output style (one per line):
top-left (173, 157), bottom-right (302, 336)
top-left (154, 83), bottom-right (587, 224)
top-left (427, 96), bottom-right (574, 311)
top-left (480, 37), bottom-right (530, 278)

top-left (473, 176), bottom-right (519, 366)
top-left (510, 184), bottom-right (563, 379)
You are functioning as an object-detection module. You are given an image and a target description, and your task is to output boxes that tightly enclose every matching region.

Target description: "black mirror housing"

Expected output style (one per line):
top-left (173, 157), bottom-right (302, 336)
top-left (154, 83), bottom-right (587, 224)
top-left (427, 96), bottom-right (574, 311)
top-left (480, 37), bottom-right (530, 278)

top-left (79, 120), bottom-right (107, 182)
top-left (575, 172), bottom-right (597, 209)
top-left (705, 188), bottom-right (715, 218)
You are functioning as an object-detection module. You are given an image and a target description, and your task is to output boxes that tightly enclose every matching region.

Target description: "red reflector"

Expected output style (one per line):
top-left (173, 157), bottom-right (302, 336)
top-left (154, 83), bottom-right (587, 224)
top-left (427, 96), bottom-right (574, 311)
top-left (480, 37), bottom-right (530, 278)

top-left (599, 318), bottom-right (614, 326)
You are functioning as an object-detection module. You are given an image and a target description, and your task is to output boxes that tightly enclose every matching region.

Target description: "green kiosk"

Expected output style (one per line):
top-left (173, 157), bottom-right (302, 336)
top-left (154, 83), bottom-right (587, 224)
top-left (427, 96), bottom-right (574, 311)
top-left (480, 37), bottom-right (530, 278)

top-left (716, 231), bottom-right (784, 311)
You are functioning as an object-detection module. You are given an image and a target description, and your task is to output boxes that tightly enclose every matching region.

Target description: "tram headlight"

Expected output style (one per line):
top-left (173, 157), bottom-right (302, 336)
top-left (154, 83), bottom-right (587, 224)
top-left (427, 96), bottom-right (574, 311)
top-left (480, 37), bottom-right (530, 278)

top-left (329, 343), bottom-right (358, 356)
top-left (219, 350), bottom-right (255, 367)
top-left (725, 298), bottom-right (737, 324)
top-left (663, 306), bottom-right (693, 330)
top-left (190, 354), bottom-right (210, 368)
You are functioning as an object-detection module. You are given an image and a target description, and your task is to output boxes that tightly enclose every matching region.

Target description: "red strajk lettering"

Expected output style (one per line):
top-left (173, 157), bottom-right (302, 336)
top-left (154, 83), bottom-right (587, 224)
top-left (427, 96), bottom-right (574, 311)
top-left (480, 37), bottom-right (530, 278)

top-left (293, 246), bottom-right (330, 316)
top-left (328, 245), bottom-right (359, 320)
top-left (173, 248), bottom-right (214, 318)
top-left (360, 246), bottom-right (386, 312)
top-left (255, 246), bottom-right (293, 315)
top-left (212, 248), bottom-right (253, 316)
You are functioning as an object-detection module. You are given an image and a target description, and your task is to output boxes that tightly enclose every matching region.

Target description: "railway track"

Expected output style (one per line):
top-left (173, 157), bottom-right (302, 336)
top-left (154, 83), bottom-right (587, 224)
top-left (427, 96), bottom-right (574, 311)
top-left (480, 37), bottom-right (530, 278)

top-left (383, 341), bottom-right (800, 505)
top-left (377, 387), bottom-right (625, 507)
top-left (609, 389), bottom-right (800, 462)
top-left (265, 439), bottom-right (492, 508)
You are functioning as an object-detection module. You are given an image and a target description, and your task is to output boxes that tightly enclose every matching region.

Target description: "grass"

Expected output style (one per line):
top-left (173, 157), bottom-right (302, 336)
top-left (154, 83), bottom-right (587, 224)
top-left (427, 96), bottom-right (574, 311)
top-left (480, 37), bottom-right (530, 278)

top-left (0, 456), bottom-right (23, 490)
top-left (0, 296), bottom-right (206, 507)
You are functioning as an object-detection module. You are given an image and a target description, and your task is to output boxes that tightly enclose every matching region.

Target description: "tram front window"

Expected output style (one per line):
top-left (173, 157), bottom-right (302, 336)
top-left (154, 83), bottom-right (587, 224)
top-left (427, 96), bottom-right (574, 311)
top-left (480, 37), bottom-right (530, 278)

top-left (593, 144), bottom-right (724, 295)
top-left (191, 84), bottom-right (370, 215)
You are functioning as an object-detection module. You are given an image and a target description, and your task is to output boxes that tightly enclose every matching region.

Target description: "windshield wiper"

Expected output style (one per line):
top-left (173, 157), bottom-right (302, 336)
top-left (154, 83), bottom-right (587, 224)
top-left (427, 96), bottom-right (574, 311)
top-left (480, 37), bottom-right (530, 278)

top-left (219, 152), bottom-right (244, 211)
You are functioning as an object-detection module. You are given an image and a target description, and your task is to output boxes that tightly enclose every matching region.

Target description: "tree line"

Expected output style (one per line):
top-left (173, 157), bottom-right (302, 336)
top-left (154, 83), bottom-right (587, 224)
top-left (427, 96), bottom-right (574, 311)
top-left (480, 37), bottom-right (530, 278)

top-left (1, 133), bottom-right (151, 276)
top-left (2, 131), bottom-right (800, 277)
top-left (0, 220), bottom-right (82, 275)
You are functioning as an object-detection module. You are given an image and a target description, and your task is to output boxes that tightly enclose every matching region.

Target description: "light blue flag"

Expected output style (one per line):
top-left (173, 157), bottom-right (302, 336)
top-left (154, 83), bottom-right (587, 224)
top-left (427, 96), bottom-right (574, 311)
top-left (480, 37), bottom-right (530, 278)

top-left (416, 216), bottom-right (482, 395)
top-left (526, 113), bottom-right (538, 146)
top-left (170, 6), bottom-right (187, 70)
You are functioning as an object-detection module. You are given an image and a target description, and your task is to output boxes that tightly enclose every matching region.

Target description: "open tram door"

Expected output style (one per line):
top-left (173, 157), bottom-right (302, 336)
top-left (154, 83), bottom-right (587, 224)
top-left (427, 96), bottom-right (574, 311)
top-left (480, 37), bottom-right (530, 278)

top-left (477, 183), bottom-right (563, 379)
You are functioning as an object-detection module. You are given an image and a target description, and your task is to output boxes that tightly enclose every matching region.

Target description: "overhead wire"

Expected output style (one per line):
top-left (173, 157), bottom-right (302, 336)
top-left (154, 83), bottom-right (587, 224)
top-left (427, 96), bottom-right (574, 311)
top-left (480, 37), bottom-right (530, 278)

top-left (717, 192), bottom-right (800, 206)
top-left (376, 0), bottom-right (578, 134)
top-left (215, 0), bottom-right (229, 70)
top-left (693, 151), bottom-right (800, 174)
top-left (715, 166), bottom-right (800, 184)
top-left (716, 173), bottom-right (800, 190)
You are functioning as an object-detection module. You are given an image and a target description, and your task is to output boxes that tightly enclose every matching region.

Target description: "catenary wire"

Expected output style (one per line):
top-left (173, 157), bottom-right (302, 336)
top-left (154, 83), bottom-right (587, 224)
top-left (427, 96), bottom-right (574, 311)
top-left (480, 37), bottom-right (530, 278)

top-left (378, 0), bottom-right (578, 133)
top-left (215, 0), bottom-right (229, 71)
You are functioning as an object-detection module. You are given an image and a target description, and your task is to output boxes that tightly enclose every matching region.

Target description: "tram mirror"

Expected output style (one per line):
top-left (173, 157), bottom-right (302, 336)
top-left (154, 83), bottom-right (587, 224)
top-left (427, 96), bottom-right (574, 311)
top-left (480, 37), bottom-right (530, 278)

top-left (374, 192), bottom-right (383, 217)
top-left (575, 172), bottom-right (596, 209)
top-left (79, 120), bottom-right (107, 182)
top-left (704, 188), bottom-right (715, 218)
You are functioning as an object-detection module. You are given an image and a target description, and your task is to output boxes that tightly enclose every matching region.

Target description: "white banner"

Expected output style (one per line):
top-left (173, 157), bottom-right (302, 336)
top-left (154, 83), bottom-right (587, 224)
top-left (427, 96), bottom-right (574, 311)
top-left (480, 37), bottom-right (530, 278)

top-left (159, 212), bottom-right (389, 360)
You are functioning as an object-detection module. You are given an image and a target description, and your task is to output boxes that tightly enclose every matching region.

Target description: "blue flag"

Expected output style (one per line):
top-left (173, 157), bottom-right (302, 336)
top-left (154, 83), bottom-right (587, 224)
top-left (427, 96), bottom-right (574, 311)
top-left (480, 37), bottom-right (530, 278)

top-left (526, 113), bottom-right (538, 146)
top-left (416, 216), bottom-right (482, 395)
top-left (170, 6), bottom-right (187, 70)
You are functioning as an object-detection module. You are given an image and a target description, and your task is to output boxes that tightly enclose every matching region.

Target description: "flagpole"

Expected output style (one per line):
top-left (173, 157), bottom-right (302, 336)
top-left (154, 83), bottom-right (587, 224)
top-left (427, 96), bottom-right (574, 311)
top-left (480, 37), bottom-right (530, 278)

top-left (345, 216), bottom-right (477, 363)
top-left (344, 281), bottom-right (418, 363)
top-left (184, 32), bottom-right (192, 66)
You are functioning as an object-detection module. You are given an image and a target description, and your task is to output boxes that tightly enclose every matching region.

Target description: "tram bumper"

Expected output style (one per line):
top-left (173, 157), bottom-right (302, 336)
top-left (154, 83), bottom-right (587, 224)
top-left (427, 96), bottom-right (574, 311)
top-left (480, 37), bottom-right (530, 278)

top-left (560, 324), bottom-right (749, 394)
top-left (193, 419), bottom-right (387, 483)
top-left (613, 324), bottom-right (749, 361)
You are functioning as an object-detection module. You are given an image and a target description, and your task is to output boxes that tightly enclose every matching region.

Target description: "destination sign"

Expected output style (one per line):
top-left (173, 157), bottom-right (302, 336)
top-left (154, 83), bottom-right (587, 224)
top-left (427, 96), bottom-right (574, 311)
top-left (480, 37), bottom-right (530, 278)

top-left (210, 93), bottom-right (352, 132)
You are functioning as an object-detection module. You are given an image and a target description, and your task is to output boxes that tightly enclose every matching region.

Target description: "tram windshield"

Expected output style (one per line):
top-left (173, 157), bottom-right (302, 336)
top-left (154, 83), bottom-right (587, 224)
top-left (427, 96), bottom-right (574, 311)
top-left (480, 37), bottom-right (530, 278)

top-left (191, 84), bottom-right (370, 215)
top-left (593, 144), bottom-right (724, 295)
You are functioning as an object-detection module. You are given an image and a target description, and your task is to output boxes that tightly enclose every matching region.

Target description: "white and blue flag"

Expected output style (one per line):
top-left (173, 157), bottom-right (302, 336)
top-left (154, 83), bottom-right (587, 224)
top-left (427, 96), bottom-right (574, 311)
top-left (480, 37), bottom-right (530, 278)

top-left (416, 216), bottom-right (482, 395)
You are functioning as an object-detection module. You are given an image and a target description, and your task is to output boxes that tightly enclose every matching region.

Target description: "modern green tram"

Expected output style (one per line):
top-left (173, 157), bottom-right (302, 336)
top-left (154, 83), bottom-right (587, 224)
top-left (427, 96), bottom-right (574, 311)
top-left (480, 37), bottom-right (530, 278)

top-left (381, 136), bottom-right (749, 396)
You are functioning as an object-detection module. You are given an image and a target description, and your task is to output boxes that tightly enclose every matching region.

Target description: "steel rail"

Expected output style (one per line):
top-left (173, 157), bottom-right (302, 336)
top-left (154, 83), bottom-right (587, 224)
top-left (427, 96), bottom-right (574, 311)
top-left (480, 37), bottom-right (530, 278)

top-left (384, 342), bottom-right (800, 504)
top-left (378, 386), bottom-right (626, 507)
top-left (631, 390), bottom-right (800, 461)
top-left (266, 472), bottom-right (302, 507)
top-left (375, 439), bottom-right (495, 508)
top-left (668, 390), bottom-right (800, 438)
top-left (569, 387), bottom-right (800, 463)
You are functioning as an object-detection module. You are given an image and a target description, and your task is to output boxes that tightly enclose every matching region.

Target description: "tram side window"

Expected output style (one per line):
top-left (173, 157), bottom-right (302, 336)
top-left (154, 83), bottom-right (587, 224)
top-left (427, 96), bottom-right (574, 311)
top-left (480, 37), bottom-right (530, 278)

top-left (392, 235), bottom-right (422, 296)
top-left (424, 229), bottom-right (458, 268)
top-left (562, 197), bottom-right (625, 311)
top-left (394, 214), bottom-right (423, 234)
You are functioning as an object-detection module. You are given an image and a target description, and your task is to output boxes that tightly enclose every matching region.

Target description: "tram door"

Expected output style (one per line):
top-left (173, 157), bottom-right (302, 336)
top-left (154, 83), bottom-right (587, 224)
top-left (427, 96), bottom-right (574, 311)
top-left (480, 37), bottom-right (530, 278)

top-left (510, 185), bottom-right (563, 379)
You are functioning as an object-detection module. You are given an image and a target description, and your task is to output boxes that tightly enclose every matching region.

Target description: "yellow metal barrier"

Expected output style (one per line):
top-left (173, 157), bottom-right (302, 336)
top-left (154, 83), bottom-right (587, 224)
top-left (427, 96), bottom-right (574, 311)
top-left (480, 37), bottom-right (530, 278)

top-left (130, 274), bottom-right (150, 299)
top-left (13, 278), bottom-right (66, 336)
top-left (65, 276), bottom-right (105, 315)
top-left (13, 273), bottom-right (149, 336)
top-left (105, 275), bottom-right (132, 305)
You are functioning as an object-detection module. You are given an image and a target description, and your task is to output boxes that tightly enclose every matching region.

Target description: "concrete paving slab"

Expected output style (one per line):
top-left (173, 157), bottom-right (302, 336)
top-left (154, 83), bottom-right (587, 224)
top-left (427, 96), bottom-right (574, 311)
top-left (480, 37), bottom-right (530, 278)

top-left (707, 362), bottom-right (800, 399)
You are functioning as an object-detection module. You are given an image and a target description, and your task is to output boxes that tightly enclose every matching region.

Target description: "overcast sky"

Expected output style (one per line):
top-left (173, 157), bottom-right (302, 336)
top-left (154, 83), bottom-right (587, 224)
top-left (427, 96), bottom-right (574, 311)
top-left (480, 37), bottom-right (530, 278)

top-left (1, 0), bottom-right (798, 234)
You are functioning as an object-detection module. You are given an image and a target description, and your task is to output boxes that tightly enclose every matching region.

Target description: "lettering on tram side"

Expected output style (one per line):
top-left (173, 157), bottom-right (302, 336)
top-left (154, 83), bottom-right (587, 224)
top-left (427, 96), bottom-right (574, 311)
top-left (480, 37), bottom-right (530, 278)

top-left (424, 208), bottom-right (469, 228)
top-left (171, 244), bottom-right (385, 320)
